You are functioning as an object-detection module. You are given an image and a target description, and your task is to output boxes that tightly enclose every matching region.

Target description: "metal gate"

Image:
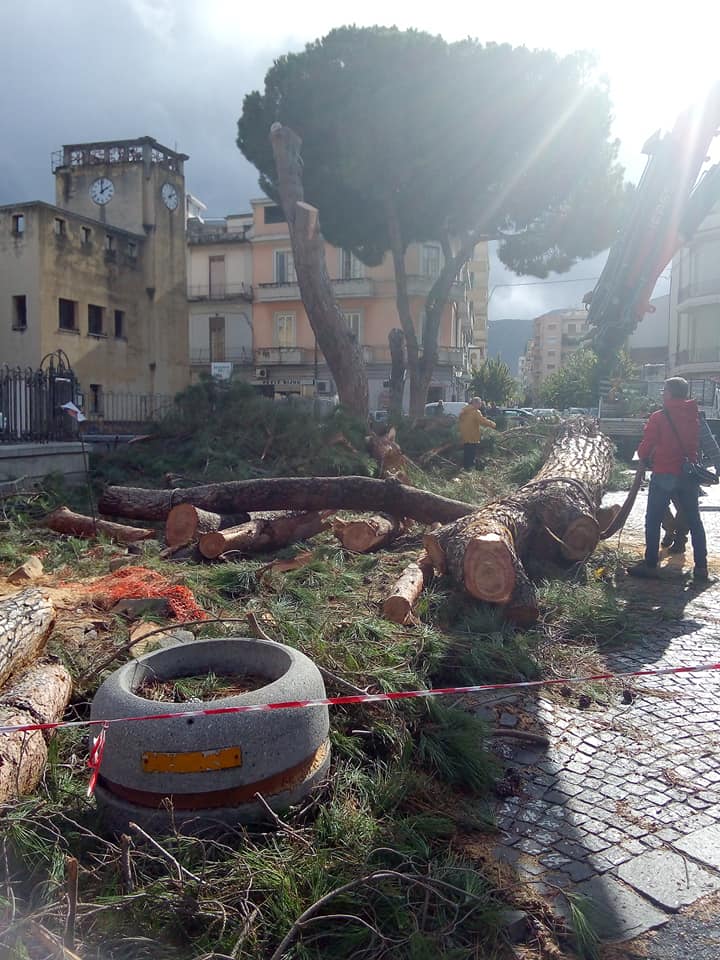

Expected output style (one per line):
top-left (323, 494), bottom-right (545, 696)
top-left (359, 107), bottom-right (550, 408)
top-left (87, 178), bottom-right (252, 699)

top-left (0, 351), bottom-right (79, 443)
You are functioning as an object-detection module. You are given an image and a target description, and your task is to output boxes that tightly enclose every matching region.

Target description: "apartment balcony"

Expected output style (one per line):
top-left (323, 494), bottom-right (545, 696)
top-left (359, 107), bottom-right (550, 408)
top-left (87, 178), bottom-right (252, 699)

top-left (359, 345), bottom-right (465, 367)
top-left (331, 277), bottom-right (376, 297)
top-left (255, 281), bottom-right (301, 301)
top-left (190, 349), bottom-right (253, 365)
top-left (254, 346), bottom-right (317, 365)
top-left (671, 348), bottom-right (720, 379)
top-left (187, 283), bottom-right (253, 303)
top-left (677, 277), bottom-right (720, 304)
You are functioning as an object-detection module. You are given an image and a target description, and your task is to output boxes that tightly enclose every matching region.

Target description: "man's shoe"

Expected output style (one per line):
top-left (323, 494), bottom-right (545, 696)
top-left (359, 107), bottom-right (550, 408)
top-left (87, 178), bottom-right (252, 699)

top-left (627, 562), bottom-right (660, 579)
top-left (694, 567), bottom-right (710, 583)
top-left (669, 540), bottom-right (687, 555)
top-left (661, 533), bottom-right (674, 548)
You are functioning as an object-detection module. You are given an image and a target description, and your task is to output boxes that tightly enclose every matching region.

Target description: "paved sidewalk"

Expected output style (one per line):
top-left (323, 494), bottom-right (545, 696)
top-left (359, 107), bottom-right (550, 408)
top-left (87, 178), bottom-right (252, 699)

top-left (486, 481), bottom-right (720, 945)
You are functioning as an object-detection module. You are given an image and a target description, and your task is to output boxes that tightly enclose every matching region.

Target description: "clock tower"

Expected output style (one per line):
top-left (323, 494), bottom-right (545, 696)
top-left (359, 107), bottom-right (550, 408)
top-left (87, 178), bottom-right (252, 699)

top-left (50, 137), bottom-right (189, 397)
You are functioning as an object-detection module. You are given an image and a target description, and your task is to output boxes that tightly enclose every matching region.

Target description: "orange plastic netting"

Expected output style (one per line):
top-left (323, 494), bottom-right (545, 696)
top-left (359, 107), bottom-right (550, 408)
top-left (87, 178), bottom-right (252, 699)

top-left (89, 566), bottom-right (208, 621)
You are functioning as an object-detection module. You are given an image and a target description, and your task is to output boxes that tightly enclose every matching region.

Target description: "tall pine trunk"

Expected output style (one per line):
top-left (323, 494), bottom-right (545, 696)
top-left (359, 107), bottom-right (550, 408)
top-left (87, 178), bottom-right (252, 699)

top-left (388, 328), bottom-right (406, 416)
top-left (270, 125), bottom-right (368, 418)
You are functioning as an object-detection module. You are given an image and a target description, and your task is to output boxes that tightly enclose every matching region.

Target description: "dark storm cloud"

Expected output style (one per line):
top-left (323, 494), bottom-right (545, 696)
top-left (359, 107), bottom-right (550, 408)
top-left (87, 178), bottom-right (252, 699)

top-left (0, 0), bottom-right (290, 215)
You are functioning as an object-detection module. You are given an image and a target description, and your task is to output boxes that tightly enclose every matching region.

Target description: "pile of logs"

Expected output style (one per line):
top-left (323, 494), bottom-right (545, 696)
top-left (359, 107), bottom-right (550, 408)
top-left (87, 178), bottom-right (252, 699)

top-left (0, 589), bottom-right (72, 802)
top-left (87, 418), bottom-right (615, 627)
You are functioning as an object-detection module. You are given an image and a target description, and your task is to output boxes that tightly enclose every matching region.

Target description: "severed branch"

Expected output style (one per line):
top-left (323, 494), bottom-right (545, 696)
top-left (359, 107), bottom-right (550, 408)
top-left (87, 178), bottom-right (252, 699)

top-left (128, 821), bottom-right (203, 886)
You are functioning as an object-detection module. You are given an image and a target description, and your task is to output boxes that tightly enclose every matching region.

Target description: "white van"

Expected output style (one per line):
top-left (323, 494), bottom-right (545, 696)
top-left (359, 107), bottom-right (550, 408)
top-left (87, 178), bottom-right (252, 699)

top-left (424, 401), bottom-right (468, 419)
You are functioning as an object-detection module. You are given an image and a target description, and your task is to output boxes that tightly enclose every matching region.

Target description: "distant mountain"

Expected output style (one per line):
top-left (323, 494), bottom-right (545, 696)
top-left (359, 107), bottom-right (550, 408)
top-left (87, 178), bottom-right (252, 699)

top-left (487, 318), bottom-right (535, 377)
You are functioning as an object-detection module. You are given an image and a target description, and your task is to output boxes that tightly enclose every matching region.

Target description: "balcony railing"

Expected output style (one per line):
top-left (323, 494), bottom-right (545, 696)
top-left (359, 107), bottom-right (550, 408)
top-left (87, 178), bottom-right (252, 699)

top-left (331, 277), bottom-right (375, 297)
top-left (187, 283), bottom-right (253, 302)
top-left (677, 278), bottom-right (720, 302)
top-left (673, 348), bottom-right (720, 366)
top-left (190, 350), bottom-right (253, 365)
top-left (254, 347), bottom-right (317, 364)
top-left (255, 281), bottom-right (301, 301)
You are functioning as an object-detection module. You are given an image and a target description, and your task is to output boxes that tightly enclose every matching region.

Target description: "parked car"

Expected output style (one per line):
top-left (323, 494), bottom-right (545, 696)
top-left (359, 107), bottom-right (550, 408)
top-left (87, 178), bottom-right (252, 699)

top-left (500, 407), bottom-right (536, 423)
top-left (424, 401), bottom-right (468, 419)
top-left (562, 407), bottom-right (591, 417)
top-left (369, 409), bottom-right (389, 422)
top-left (532, 408), bottom-right (561, 422)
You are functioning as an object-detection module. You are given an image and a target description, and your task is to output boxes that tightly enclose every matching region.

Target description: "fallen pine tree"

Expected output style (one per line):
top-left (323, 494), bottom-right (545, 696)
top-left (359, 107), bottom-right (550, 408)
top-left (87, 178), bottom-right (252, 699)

top-left (198, 511), bottom-right (333, 560)
top-left (44, 506), bottom-right (155, 544)
top-left (424, 418), bottom-right (614, 625)
top-left (98, 419), bottom-right (619, 622)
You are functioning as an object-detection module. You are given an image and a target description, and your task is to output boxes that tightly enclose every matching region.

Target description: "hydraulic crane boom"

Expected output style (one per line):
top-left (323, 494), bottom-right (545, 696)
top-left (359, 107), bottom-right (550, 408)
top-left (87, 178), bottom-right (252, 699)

top-left (587, 83), bottom-right (720, 373)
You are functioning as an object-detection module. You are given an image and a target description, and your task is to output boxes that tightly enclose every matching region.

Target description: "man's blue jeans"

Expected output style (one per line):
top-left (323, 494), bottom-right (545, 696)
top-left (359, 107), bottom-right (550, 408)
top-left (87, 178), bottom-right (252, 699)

top-left (645, 473), bottom-right (707, 568)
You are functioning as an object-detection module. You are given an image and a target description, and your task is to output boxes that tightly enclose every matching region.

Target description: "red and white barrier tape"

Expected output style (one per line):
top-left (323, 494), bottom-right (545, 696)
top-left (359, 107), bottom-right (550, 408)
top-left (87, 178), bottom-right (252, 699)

top-left (2, 660), bottom-right (720, 738)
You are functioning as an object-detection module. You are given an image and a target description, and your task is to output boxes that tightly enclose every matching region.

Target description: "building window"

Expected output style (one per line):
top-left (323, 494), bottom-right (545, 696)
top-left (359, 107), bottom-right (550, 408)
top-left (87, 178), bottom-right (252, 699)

top-left (12, 214), bottom-right (25, 235)
top-left (104, 234), bottom-right (115, 252)
top-left (264, 205), bottom-right (285, 225)
top-left (209, 255), bottom-right (226, 298)
top-left (547, 350), bottom-right (556, 357)
top-left (114, 310), bottom-right (125, 339)
top-left (127, 240), bottom-right (138, 259)
top-left (343, 311), bottom-right (362, 342)
top-left (12, 296), bottom-right (27, 330)
top-left (81, 226), bottom-right (92, 245)
top-left (340, 250), bottom-right (364, 280)
top-left (89, 384), bottom-right (103, 415)
top-left (422, 244), bottom-right (441, 278)
top-left (54, 217), bottom-right (66, 237)
top-left (88, 304), bottom-right (104, 336)
top-left (58, 298), bottom-right (78, 331)
top-left (274, 250), bottom-right (296, 284)
top-left (209, 315), bottom-right (226, 361)
top-left (274, 312), bottom-right (296, 347)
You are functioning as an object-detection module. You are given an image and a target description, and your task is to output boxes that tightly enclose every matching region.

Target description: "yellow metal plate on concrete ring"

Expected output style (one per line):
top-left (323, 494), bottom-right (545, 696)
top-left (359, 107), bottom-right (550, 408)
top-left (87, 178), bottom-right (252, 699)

top-left (142, 746), bottom-right (242, 773)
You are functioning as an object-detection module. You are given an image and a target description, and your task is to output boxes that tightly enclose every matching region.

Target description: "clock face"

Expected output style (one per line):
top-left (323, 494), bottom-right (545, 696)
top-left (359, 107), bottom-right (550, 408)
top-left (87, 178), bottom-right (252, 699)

top-left (161, 182), bottom-right (179, 210)
top-left (89, 177), bottom-right (114, 205)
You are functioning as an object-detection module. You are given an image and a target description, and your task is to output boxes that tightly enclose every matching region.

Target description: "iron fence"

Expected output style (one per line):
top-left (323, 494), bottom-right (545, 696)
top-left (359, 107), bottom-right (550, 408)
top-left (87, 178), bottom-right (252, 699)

top-left (83, 392), bottom-right (175, 425)
top-left (0, 356), bottom-right (79, 443)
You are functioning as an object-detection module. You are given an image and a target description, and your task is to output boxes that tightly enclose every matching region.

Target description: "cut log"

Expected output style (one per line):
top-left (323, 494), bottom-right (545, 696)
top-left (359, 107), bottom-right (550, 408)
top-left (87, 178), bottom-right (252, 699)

top-left (98, 477), bottom-right (473, 525)
top-left (44, 506), bottom-right (153, 544)
top-left (164, 504), bottom-right (250, 549)
top-left (425, 419), bottom-right (614, 618)
top-left (198, 511), bottom-right (332, 560)
top-left (0, 589), bottom-right (56, 687)
top-left (333, 514), bottom-right (399, 553)
top-left (382, 554), bottom-right (435, 625)
top-left (0, 659), bottom-right (73, 803)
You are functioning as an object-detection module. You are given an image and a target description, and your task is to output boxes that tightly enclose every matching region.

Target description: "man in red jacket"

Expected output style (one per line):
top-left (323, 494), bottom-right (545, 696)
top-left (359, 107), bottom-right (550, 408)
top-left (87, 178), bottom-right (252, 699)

top-left (628, 377), bottom-right (708, 581)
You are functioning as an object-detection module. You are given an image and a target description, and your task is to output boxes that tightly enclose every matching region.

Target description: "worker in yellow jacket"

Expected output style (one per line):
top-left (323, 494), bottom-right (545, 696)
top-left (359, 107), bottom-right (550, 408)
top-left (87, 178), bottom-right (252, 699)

top-left (458, 397), bottom-right (496, 469)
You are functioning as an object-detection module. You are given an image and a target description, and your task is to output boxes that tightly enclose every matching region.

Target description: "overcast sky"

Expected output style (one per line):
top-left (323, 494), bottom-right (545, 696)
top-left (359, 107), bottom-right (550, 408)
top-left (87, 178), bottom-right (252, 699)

top-left (2, 0), bottom-right (714, 321)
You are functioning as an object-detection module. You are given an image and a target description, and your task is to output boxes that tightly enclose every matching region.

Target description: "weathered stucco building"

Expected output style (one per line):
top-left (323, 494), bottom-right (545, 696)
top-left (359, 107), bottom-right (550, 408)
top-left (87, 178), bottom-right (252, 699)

top-left (0, 137), bottom-right (190, 414)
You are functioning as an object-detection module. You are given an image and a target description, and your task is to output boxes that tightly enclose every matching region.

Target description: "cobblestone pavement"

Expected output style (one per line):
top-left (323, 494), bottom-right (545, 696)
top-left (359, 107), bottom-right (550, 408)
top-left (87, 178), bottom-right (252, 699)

top-left (486, 482), bottom-right (720, 944)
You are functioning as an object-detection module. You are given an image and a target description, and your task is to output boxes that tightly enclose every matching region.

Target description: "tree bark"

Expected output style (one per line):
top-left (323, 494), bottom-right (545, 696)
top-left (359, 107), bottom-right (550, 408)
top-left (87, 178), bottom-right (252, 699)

top-left (270, 124), bottom-right (368, 417)
top-left (164, 504), bottom-right (250, 549)
top-left (388, 328), bottom-right (406, 416)
top-left (382, 554), bottom-right (434, 625)
top-left (424, 419), bottom-right (614, 622)
top-left (0, 589), bottom-right (56, 687)
top-left (366, 428), bottom-right (410, 483)
top-left (198, 511), bottom-right (332, 560)
top-left (333, 514), bottom-right (399, 553)
top-left (0, 659), bottom-right (73, 803)
top-left (99, 477), bottom-right (474, 526)
top-left (44, 506), bottom-right (154, 544)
